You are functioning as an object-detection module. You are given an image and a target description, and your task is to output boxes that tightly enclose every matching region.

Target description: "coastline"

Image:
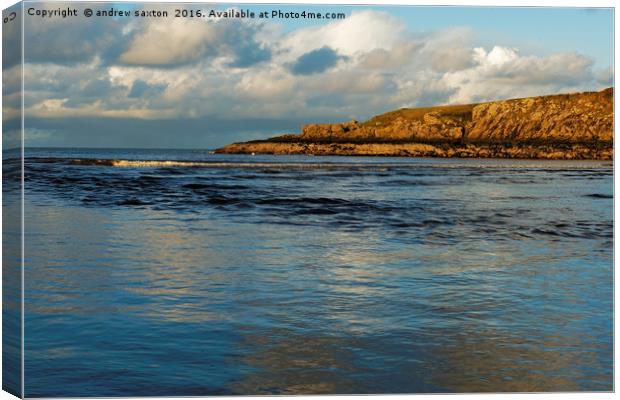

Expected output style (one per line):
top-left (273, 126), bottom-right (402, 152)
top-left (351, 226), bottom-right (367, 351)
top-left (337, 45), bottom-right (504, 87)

top-left (216, 88), bottom-right (613, 160)
top-left (214, 142), bottom-right (613, 160)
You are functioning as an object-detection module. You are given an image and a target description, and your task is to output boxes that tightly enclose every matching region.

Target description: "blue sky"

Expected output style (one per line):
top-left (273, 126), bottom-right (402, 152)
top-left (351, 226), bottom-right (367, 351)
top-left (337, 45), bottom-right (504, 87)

top-left (2, 3), bottom-right (614, 149)
top-left (394, 7), bottom-right (613, 67)
top-left (214, 5), bottom-right (614, 67)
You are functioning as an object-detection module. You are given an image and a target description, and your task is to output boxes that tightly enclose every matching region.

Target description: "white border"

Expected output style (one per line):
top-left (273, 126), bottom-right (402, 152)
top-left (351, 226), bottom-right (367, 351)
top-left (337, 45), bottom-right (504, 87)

top-left (0, 1), bottom-right (616, 400)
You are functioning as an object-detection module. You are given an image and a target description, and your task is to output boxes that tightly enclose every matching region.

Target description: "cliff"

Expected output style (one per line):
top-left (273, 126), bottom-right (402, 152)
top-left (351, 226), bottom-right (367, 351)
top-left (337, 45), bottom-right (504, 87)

top-left (216, 88), bottom-right (613, 159)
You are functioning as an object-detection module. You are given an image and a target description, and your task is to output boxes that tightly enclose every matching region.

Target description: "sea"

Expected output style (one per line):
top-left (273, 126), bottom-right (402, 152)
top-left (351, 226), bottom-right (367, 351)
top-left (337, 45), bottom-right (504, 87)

top-left (2, 147), bottom-right (614, 396)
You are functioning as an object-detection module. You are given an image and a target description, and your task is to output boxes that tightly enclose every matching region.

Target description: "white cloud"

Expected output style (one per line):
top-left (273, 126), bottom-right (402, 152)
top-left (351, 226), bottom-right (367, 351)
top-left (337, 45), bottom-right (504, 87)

top-left (119, 9), bottom-right (272, 68)
top-left (418, 27), bottom-right (476, 72)
top-left (18, 11), bottom-right (610, 129)
top-left (360, 41), bottom-right (422, 70)
top-left (235, 68), bottom-right (297, 100)
top-left (120, 19), bottom-right (218, 66)
top-left (442, 46), bottom-right (598, 104)
top-left (280, 10), bottom-right (407, 59)
top-left (473, 46), bottom-right (519, 66)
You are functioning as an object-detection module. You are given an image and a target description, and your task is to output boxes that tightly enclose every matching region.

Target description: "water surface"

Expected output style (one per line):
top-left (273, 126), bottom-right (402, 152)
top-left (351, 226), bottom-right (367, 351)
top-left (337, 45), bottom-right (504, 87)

top-left (8, 148), bottom-right (612, 396)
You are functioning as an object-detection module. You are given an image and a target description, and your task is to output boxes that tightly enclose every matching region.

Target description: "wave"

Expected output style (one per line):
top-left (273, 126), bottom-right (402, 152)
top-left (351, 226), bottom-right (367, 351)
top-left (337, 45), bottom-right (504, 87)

top-left (19, 154), bottom-right (614, 242)
top-left (68, 158), bottom-right (394, 170)
top-left (22, 156), bottom-right (614, 171)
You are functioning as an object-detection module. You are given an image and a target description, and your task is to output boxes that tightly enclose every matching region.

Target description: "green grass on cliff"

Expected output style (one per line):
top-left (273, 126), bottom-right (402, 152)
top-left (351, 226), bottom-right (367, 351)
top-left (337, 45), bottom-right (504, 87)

top-left (363, 87), bottom-right (612, 128)
top-left (362, 103), bottom-right (475, 127)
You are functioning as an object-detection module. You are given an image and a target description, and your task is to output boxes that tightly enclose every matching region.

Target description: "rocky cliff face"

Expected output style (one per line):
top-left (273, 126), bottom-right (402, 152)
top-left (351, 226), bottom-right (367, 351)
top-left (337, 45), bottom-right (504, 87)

top-left (216, 88), bottom-right (613, 159)
top-left (466, 88), bottom-right (612, 144)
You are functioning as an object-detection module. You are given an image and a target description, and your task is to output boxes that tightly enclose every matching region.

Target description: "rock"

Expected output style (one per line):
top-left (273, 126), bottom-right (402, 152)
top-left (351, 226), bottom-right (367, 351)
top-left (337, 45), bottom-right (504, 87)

top-left (466, 88), bottom-right (613, 144)
top-left (216, 88), bottom-right (613, 159)
top-left (300, 120), bottom-right (361, 141)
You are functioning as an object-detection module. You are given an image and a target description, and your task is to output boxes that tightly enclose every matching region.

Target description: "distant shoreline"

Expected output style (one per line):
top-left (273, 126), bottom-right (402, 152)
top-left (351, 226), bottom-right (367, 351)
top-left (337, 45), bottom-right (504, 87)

top-left (216, 88), bottom-right (613, 160)
top-left (214, 142), bottom-right (613, 160)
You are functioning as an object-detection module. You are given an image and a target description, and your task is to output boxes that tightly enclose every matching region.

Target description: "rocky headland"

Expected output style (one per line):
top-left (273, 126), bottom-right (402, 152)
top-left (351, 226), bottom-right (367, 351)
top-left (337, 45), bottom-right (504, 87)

top-left (216, 88), bottom-right (614, 160)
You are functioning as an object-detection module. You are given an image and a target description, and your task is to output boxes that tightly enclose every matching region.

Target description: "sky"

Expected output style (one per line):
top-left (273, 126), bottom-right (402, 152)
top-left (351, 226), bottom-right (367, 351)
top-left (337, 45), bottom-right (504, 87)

top-left (1, 2), bottom-right (615, 149)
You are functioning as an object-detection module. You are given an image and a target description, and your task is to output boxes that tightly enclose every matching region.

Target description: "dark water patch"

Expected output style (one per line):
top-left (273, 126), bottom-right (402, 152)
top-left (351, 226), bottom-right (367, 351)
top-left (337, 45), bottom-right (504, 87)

top-left (117, 198), bottom-right (151, 206)
top-left (257, 197), bottom-right (353, 206)
top-left (183, 183), bottom-right (249, 191)
top-left (183, 183), bottom-right (211, 190)
top-left (496, 176), bottom-right (539, 185)
top-left (254, 196), bottom-right (393, 215)
top-left (156, 167), bottom-right (187, 175)
top-left (206, 195), bottom-right (242, 206)
top-left (585, 193), bottom-right (613, 199)
top-left (380, 179), bottom-right (442, 187)
top-left (531, 222), bottom-right (613, 240)
top-left (294, 208), bottom-right (340, 215)
top-left (555, 170), bottom-right (613, 178)
top-left (138, 174), bottom-right (164, 181)
top-left (499, 196), bottom-right (540, 201)
top-left (2, 163), bottom-right (22, 194)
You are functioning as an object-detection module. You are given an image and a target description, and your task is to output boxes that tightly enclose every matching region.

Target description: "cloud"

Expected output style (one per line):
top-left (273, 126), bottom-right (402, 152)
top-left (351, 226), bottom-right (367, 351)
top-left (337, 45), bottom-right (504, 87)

top-left (290, 47), bottom-right (346, 75)
top-left (119, 19), bottom-right (217, 66)
top-left (595, 67), bottom-right (613, 86)
top-left (222, 23), bottom-right (272, 68)
top-left (2, 65), bottom-right (22, 102)
top-left (442, 46), bottom-right (598, 103)
top-left (234, 69), bottom-right (297, 101)
top-left (416, 27), bottom-right (476, 73)
top-left (15, 7), bottom-right (612, 148)
top-left (429, 47), bottom-right (475, 72)
top-left (2, 5), bottom-right (21, 69)
top-left (128, 79), bottom-right (167, 98)
top-left (281, 10), bottom-right (407, 58)
top-left (23, 7), bottom-right (125, 65)
top-left (119, 16), bottom-right (271, 68)
top-left (360, 41), bottom-right (421, 70)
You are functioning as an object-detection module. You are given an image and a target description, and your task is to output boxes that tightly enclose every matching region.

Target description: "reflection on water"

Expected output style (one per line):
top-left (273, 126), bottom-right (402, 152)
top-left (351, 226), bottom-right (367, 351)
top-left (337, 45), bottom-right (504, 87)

top-left (3, 157), bottom-right (22, 396)
top-left (15, 149), bottom-right (613, 396)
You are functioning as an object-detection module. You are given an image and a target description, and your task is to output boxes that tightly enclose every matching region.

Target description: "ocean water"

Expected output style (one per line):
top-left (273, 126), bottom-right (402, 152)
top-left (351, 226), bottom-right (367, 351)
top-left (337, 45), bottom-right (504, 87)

top-left (4, 148), bottom-right (613, 396)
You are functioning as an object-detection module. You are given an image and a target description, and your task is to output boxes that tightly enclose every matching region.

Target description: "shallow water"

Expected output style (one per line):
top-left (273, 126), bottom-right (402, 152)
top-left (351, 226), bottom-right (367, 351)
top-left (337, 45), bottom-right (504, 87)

top-left (5, 148), bottom-right (613, 395)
